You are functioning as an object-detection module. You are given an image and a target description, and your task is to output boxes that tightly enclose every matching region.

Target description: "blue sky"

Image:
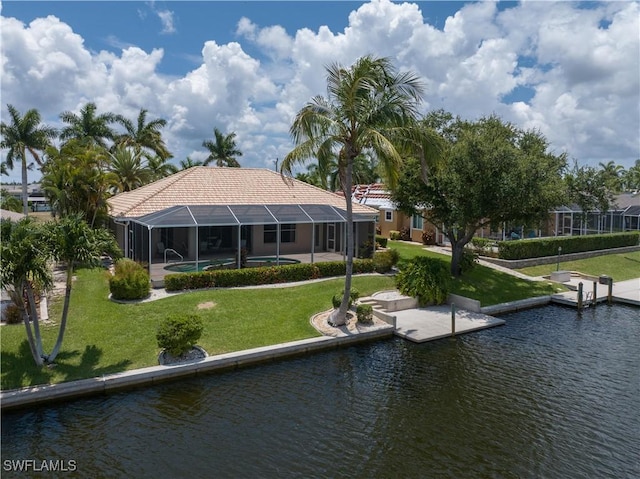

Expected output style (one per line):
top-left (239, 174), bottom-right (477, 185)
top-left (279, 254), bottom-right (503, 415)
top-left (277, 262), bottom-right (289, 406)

top-left (1, 1), bottom-right (638, 183)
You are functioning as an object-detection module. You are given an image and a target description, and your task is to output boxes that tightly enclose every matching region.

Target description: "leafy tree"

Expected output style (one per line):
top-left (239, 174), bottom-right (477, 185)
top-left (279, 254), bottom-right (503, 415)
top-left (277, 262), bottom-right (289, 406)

top-left (0, 104), bottom-right (57, 214)
top-left (107, 145), bottom-right (151, 193)
top-left (41, 141), bottom-right (115, 227)
top-left (392, 115), bottom-right (567, 276)
top-left (59, 102), bottom-right (117, 149)
top-left (564, 161), bottom-right (614, 215)
top-left (624, 159), bottom-right (640, 191)
top-left (115, 108), bottom-right (172, 160)
top-left (0, 161), bottom-right (8, 176)
top-left (281, 55), bottom-right (426, 326)
top-left (202, 128), bottom-right (242, 167)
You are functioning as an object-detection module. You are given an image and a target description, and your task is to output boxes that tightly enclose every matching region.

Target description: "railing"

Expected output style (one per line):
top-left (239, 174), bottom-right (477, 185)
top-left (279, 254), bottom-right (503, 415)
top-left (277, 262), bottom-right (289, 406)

top-left (164, 248), bottom-right (183, 264)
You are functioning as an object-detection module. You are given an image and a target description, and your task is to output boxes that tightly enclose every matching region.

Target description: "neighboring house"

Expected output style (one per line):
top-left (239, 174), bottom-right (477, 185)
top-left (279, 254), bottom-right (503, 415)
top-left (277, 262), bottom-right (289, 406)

top-left (351, 183), bottom-right (441, 244)
top-left (2, 183), bottom-right (51, 212)
top-left (107, 167), bottom-right (378, 268)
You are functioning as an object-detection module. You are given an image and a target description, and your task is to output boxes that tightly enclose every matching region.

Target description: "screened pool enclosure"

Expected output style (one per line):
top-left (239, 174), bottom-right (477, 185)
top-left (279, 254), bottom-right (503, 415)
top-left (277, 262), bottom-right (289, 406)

top-left (112, 203), bottom-right (376, 270)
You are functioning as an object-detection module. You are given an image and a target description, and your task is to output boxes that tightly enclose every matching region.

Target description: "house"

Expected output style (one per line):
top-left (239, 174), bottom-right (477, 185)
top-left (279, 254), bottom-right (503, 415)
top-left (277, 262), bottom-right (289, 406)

top-left (351, 183), bottom-right (441, 244)
top-left (107, 167), bottom-right (378, 269)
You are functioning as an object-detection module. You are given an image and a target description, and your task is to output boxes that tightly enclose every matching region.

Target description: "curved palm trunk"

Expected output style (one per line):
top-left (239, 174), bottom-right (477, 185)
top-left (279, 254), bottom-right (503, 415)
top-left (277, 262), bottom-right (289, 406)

top-left (13, 282), bottom-right (44, 366)
top-left (330, 161), bottom-right (354, 326)
top-left (21, 148), bottom-right (29, 216)
top-left (47, 266), bottom-right (73, 362)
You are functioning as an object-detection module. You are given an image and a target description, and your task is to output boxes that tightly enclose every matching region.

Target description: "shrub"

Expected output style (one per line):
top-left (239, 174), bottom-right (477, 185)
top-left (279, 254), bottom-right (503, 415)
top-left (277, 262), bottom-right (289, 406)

top-left (358, 240), bottom-right (374, 258)
top-left (2, 304), bottom-right (23, 325)
top-left (421, 230), bottom-right (435, 245)
top-left (395, 256), bottom-right (451, 306)
top-left (331, 288), bottom-right (360, 309)
top-left (156, 313), bottom-right (204, 357)
top-left (400, 227), bottom-right (411, 241)
top-left (356, 304), bottom-right (373, 324)
top-left (389, 230), bottom-right (401, 240)
top-left (375, 235), bottom-right (388, 248)
top-left (373, 249), bottom-right (399, 273)
top-left (109, 258), bottom-right (150, 300)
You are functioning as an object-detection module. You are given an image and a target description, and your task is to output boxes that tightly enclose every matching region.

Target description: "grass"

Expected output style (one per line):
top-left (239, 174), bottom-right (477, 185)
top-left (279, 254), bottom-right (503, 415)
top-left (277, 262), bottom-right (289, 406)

top-left (0, 240), bottom-right (569, 390)
top-left (515, 250), bottom-right (640, 281)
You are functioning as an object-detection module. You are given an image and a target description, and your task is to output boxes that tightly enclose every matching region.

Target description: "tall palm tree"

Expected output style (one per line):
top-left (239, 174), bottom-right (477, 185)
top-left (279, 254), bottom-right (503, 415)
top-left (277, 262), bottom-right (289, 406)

top-left (115, 108), bottom-right (172, 160)
top-left (202, 128), bottom-right (242, 167)
top-left (281, 55), bottom-right (426, 326)
top-left (59, 102), bottom-right (117, 149)
top-left (0, 104), bottom-right (57, 214)
top-left (107, 145), bottom-right (151, 193)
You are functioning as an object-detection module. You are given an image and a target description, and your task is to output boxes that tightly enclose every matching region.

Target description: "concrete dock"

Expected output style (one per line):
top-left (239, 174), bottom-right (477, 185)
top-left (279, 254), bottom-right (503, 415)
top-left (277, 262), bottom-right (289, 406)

top-left (551, 277), bottom-right (640, 307)
top-left (393, 305), bottom-right (505, 343)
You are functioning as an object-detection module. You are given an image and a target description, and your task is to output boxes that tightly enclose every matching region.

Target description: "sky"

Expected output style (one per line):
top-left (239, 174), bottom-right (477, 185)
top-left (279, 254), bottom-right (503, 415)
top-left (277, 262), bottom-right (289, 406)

top-left (1, 0), bottom-right (638, 184)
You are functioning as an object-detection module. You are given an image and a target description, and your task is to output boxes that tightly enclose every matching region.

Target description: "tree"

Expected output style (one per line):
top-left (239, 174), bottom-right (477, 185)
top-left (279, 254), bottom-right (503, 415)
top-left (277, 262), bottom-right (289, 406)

top-left (115, 108), bottom-right (172, 160)
top-left (59, 102), bottom-right (117, 149)
top-left (202, 128), bottom-right (242, 167)
top-left (42, 215), bottom-right (121, 363)
top-left (0, 104), bottom-right (57, 215)
top-left (41, 141), bottom-right (115, 227)
top-left (281, 55), bottom-right (426, 326)
top-left (0, 161), bottom-right (8, 176)
top-left (565, 161), bottom-right (614, 215)
top-left (1, 189), bottom-right (22, 213)
top-left (598, 160), bottom-right (625, 193)
top-left (624, 159), bottom-right (640, 191)
top-left (392, 115), bottom-right (567, 276)
top-left (107, 145), bottom-right (151, 193)
top-left (179, 157), bottom-right (204, 170)
top-left (147, 154), bottom-right (178, 181)
top-left (0, 218), bottom-right (52, 366)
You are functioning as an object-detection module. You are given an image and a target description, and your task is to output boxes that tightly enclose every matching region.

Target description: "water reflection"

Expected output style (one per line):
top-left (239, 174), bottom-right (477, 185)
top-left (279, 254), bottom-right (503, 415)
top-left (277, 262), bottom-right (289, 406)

top-left (2, 305), bottom-right (639, 478)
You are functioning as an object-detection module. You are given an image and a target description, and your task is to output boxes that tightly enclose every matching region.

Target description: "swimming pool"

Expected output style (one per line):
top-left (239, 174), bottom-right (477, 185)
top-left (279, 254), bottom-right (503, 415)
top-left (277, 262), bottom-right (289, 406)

top-left (163, 257), bottom-right (301, 273)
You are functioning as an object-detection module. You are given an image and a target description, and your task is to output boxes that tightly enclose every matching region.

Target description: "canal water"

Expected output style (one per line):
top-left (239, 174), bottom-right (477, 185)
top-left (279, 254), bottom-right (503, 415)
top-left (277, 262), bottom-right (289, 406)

top-left (2, 304), bottom-right (639, 478)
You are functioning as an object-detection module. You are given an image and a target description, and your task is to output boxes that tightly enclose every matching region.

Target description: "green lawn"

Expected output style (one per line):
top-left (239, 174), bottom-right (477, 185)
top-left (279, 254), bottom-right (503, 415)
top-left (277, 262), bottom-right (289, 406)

top-left (2, 241), bottom-right (563, 390)
top-left (515, 250), bottom-right (640, 281)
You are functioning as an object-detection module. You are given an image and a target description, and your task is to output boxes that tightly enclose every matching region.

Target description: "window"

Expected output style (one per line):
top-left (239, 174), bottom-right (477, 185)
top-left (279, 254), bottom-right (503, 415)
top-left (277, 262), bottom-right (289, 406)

top-left (385, 210), bottom-right (393, 222)
top-left (412, 214), bottom-right (423, 230)
top-left (264, 224), bottom-right (296, 243)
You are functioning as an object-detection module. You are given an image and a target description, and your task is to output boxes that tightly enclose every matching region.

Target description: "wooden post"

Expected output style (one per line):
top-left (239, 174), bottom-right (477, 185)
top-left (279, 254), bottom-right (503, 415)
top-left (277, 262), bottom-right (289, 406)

top-left (592, 281), bottom-right (597, 307)
top-left (608, 277), bottom-right (613, 305)
top-left (451, 304), bottom-right (456, 337)
top-left (577, 282), bottom-right (583, 310)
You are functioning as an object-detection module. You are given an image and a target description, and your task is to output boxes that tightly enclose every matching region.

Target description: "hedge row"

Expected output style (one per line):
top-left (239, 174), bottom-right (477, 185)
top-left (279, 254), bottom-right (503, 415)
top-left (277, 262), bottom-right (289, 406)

top-left (164, 259), bottom-right (376, 291)
top-left (497, 232), bottom-right (640, 260)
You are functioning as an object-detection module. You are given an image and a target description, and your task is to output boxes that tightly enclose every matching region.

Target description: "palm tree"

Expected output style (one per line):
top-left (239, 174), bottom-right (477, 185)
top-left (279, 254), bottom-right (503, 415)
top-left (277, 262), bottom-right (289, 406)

top-left (599, 160), bottom-right (625, 193)
top-left (281, 55), bottom-right (425, 326)
top-left (0, 104), bottom-right (57, 214)
top-left (202, 128), bottom-right (242, 167)
top-left (179, 157), bottom-right (204, 170)
top-left (44, 215), bottom-right (120, 363)
top-left (0, 161), bottom-right (8, 176)
top-left (0, 217), bottom-right (52, 366)
top-left (107, 145), bottom-right (151, 193)
top-left (115, 108), bottom-right (172, 160)
top-left (59, 102), bottom-right (117, 149)
top-left (147, 154), bottom-right (178, 181)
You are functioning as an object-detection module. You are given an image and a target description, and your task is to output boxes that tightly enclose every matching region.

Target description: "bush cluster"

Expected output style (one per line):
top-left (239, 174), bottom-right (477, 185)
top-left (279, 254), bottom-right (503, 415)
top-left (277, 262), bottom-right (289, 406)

top-left (109, 258), bottom-right (150, 300)
top-left (331, 288), bottom-right (360, 309)
top-left (375, 235), bottom-right (388, 248)
top-left (389, 230), bottom-right (401, 240)
top-left (395, 256), bottom-right (451, 306)
top-left (373, 249), bottom-right (399, 273)
top-left (497, 232), bottom-right (640, 260)
top-left (156, 313), bottom-right (204, 357)
top-left (356, 304), bottom-right (373, 324)
top-left (2, 304), bottom-right (23, 325)
top-left (164, 259), bottom-right (376, 291)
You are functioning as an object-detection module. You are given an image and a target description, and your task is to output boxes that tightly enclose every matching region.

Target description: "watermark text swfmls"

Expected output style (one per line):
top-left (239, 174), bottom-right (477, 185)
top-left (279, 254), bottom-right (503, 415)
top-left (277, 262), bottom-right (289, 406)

top-left (3, 459), bottom-right (77, 473)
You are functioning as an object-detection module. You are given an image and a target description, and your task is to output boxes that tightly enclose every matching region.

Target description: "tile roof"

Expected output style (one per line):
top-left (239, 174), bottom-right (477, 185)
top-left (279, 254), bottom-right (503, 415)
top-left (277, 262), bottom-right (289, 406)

top-left (108, 167), bottom-right (378, 218)
top-left (351, 183), bottom-right (396, 209)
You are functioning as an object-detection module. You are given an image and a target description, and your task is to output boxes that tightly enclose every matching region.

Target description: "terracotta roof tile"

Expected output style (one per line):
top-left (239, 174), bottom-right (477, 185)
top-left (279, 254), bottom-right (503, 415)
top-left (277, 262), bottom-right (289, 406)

top-left (108, 167), bottom-right (378, 218)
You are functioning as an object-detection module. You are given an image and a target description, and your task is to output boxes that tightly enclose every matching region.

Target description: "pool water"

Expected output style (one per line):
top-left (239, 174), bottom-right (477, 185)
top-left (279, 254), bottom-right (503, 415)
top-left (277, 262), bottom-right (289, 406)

top-left (163, 257), bottom-right (300, 273)
top-left (2, 304), bottom-right (638, 478)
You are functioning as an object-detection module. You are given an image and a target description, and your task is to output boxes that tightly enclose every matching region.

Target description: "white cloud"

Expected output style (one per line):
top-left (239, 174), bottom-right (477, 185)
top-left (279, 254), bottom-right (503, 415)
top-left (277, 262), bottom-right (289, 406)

top-left (1, 0), bottom-right (638, 184)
